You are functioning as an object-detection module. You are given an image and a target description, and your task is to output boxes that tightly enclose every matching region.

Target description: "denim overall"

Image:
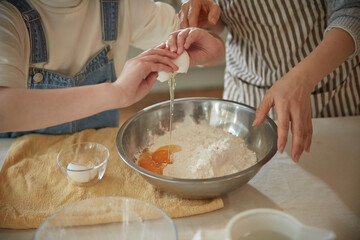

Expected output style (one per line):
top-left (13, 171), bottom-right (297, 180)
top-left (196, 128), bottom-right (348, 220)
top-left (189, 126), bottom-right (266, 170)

top-left (1, 0), bottom-right (120, 138)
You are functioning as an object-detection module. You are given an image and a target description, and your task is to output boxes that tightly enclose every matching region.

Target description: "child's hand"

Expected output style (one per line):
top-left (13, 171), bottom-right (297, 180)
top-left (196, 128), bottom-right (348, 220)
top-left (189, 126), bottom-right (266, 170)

top-left (113, 48), bottom-right (178, 107)
top-left (165, 27), bottom-right (225, 66)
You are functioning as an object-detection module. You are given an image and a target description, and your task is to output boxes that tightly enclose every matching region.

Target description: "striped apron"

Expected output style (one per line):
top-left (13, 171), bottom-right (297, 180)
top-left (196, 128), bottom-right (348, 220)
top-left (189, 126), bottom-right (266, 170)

top-left (216, 0), bottom-right (360, 119)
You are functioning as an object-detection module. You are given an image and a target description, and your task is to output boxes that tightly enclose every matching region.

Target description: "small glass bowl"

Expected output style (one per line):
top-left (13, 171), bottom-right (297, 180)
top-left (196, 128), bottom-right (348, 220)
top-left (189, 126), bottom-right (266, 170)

top-left (33, 197), bottom-right (178, 240)
top-left (57, 142), bottom-right (109, 187)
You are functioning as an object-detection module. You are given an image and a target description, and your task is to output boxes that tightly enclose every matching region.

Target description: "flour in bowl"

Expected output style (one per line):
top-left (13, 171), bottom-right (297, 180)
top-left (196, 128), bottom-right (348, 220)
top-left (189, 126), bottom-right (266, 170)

top-left (146, 124), bottom-right (257, 179)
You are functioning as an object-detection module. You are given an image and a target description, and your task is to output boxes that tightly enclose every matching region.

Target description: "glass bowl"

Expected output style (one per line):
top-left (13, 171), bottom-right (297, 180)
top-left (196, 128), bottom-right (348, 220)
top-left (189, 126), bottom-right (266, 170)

top-left (57, 142), bottom-right (109, 187)
top-left (33, 197), bottom-right (178, 240)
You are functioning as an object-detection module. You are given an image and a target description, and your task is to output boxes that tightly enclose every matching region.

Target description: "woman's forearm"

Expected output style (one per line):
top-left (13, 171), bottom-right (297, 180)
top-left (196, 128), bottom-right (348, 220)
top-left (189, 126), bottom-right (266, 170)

top-left (0, 83), bottom-right (120, 132)
top-left (293, 27), bottom-right (355, 91)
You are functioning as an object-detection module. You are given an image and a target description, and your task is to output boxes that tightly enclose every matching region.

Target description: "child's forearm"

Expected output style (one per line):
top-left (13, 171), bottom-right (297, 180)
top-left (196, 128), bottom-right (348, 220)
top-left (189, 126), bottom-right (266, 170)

top-left (0, 83), bottom-right (120, 132)
top-left (292, 27), bottom-right (355, 92)
top-left (0, 47), bottom-right (177, 133)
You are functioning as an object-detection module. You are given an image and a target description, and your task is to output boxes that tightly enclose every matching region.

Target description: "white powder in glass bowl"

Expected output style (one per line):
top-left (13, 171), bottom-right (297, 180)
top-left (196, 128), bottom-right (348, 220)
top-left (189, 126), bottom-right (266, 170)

top-left (147, 125), bottom-right (257, 179)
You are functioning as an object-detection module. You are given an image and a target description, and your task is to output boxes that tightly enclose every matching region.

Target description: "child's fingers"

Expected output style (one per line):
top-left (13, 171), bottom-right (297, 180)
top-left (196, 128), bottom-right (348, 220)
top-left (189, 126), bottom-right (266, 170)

top-left (141, 48), bottom-right (178, 59)
top-left (147, 63), bottom-right (175, 75)
top-left (144, 72), bottom-right (158, 85)
top-left (156, 43), bottom-right (166, 49)
top-left (140, 55), bottom-right (179, 71)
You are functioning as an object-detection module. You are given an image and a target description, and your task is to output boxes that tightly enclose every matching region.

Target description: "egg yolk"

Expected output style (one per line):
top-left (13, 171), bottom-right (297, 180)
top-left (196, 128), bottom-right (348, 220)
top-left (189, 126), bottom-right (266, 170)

top-left (137, 145), bottom-right (181, 175)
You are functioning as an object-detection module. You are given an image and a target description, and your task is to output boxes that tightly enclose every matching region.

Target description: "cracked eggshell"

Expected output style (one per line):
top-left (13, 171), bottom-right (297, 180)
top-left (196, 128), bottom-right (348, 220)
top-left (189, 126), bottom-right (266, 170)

top-left (157, 50), bottom-right (190, 82)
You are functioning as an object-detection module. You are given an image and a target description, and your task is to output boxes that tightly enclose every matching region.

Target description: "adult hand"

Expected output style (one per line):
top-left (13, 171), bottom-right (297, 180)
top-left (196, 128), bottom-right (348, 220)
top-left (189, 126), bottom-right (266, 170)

top-left (165, 27), bottom-right (225, 66)
top-left (252, 28), bottom-right (356, 162)
top-left (252, 69), bottom-right (314, 162)
top-left (114, 48), bottom-right (178, 107)
top-left (179, 0), bottom-right (221, 28)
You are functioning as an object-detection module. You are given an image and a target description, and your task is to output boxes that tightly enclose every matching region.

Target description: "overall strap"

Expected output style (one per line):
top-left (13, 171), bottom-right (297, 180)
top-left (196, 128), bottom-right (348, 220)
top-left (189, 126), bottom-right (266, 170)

top-left (4, 0), bottom-right (48, 64)
top-left (100, 0), bottom-right (119, 41)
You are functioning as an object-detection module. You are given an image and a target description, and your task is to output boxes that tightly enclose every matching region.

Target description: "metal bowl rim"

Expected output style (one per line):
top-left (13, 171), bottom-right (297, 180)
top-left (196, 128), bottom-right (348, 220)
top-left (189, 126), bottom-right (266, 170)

top-left (116, 97), bottom-right (277, 184)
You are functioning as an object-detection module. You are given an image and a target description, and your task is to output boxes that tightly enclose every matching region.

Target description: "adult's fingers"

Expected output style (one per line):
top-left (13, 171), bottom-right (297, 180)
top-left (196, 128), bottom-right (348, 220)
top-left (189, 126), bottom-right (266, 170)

top-left (288, 102), bottom-right (312, 159)
top-left (252, 95), bottom-right (273, 127)
top-left (304, 110), bottom-right (313, 152)
top-left (183, 28), bottom-right (202, 50)
top-left (179, 4), bottom-right (190, 28)
top-left (290, 120), bottom-right (305, 162)
top-left (290, 101), bottom-right (313, 161)
top-left (187, 2), bottom-right (201, 27)
top-left (275, 104), bottom-right (290, 154)
top-left (166, 32), bottom-right (180, 52)
top-left (177, 29), bottom-right (191, 54)
top-left (207, 1), bottom-right (221, 25)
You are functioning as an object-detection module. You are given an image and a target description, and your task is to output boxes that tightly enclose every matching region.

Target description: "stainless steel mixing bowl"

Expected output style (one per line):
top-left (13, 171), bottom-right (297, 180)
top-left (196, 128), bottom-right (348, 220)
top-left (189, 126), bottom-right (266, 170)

top-left (116, 98), bottom-right (277, 199)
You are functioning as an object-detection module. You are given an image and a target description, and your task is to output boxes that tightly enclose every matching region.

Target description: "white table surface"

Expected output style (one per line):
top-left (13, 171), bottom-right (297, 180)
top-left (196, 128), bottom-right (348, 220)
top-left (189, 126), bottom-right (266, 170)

top-left (0, 116), bottom-right (359, 240)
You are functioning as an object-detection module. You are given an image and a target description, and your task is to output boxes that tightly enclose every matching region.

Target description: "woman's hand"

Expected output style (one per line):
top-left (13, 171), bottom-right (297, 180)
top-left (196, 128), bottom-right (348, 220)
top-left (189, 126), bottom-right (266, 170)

top-left (179, 0), bottom-right (221, 28)
top-left (165, 27), bottom-right (225, 66)
top-left (113, 48), bottom-right (178, 107)
top-left (252, 28), bottom-right (355, 162)
top-left (252, 69), bottom-right (314, 162)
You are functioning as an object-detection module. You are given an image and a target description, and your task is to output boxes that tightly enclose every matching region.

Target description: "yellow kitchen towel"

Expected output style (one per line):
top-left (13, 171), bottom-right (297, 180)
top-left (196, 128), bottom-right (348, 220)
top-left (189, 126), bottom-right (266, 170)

top-left (0, 128), bottom-right (223, 229)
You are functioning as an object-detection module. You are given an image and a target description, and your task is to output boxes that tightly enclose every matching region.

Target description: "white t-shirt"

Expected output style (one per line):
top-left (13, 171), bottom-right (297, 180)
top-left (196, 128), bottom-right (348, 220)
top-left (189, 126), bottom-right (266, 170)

top-left (0, 0), bottom-right (179, 88)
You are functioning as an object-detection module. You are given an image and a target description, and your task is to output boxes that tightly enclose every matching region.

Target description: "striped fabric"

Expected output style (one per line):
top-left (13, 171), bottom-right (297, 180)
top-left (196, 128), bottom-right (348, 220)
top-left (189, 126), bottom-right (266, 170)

top-left (216, 0), bottom-right (360, 119)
